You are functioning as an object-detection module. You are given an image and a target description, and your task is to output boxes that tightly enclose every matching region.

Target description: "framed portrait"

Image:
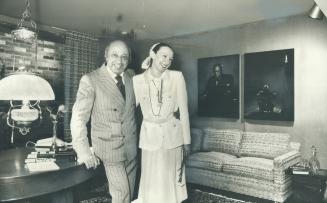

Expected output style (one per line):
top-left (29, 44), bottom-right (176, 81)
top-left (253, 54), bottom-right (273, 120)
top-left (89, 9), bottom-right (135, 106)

top-left (198, 54), bottom-right (239, 118)
top-left (244, 49), bottom-right (294, 121)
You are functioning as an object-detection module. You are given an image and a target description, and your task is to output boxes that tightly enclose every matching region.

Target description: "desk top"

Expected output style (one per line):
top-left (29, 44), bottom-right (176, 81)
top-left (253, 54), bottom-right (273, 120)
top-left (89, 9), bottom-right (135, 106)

top-left (292, 169), bottom-right (327, 180)
top-left (0, 148), bottom-right (78, 179)
top-left (0, 147), bottom-right (100, 201)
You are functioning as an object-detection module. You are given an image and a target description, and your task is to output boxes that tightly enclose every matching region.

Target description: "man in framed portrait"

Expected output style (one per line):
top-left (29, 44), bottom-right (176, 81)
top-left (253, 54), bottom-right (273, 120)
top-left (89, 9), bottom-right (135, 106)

top-left (201, 63), bottom-right (235, 116)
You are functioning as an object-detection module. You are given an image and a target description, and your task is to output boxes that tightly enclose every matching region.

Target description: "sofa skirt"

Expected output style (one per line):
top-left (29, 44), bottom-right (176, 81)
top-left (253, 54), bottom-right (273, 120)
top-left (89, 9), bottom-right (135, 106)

top-left (186, 167), bottom-right (292, 202)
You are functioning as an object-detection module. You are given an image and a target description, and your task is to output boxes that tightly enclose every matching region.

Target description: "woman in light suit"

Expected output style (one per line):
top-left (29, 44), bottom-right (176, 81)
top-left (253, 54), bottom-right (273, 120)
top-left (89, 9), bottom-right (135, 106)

top-left (133, 43), bottom-right (191, 203)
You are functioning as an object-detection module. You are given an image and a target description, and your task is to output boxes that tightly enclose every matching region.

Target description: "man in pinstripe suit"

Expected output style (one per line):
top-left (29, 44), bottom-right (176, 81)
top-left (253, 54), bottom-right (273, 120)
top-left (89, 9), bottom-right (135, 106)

top-left (70, 40), bottom-right (137, 203)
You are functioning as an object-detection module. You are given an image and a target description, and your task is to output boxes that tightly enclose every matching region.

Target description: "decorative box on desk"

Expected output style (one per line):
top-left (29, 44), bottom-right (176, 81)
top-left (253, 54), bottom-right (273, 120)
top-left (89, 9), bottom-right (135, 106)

top-left (292, 169), bottom-right (327, 203)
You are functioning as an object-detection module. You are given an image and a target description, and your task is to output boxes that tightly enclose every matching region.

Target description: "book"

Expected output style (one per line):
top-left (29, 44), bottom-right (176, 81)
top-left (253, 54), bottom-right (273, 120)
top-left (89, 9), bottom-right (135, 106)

top-left (290, 163), bottom-right (311, 175)
top-left (292, 169), bottom-right (310, 175)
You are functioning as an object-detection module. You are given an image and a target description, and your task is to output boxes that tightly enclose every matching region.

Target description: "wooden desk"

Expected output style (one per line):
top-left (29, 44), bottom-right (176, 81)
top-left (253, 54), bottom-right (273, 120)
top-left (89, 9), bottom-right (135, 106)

top-left (291, 169), bottom-right (327, 203)
top-left (0, 148), bottom-right (100, 202)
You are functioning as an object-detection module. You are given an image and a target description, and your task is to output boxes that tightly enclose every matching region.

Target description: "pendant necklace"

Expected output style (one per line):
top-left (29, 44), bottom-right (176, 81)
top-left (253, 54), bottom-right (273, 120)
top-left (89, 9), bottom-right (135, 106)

top-left (148, 79), bottom-right (163, 116)
top-left (152, 80), bottom-right (163, 104)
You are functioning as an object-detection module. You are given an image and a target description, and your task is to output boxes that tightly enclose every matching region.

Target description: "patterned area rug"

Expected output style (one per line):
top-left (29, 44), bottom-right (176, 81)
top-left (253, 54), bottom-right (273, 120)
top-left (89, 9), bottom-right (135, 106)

top-left (79, 187), bottom-right (255, 203)
top-left (80, 196), bottom-right (110, 203)
top-left (187, 188), bottom-right (254, 203)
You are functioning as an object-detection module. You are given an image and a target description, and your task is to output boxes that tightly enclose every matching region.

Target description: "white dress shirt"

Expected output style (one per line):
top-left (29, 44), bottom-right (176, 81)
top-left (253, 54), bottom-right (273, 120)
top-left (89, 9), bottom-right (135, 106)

top-left (107, 66), bottom-right (125, 85)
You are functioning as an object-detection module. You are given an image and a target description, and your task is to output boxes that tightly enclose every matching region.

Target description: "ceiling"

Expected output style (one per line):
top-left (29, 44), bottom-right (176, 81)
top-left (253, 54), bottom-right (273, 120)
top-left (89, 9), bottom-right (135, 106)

top-left (0, 0), bottom-right (315, 40)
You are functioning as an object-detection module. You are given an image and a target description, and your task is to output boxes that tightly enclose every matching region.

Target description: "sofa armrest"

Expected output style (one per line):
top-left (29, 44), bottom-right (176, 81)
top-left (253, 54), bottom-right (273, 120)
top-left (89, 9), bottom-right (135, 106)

top-left (190, 128), bottom-right (204, 154)
top-left (273, 150), bottom-right (301, 170)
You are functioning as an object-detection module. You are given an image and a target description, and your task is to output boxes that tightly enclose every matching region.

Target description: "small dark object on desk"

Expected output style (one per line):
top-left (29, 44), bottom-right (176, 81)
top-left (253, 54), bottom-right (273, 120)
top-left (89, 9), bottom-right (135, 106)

top-left (37, 148), bottom-right (76, 161)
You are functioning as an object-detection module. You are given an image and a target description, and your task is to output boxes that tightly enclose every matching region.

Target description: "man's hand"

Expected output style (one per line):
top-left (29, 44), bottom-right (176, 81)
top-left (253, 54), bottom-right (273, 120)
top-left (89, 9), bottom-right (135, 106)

top-left (83, 154), bottom-right (100, 170)
top-left (183, 144), bottom-right (191, 158)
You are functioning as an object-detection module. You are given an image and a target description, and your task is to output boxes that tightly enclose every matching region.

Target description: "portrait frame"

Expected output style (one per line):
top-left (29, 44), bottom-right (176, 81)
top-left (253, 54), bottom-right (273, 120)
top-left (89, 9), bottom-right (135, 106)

top-left (244, 49), bottom-right (294, 121)
top-left (198, 54), bottom-right (239, 119)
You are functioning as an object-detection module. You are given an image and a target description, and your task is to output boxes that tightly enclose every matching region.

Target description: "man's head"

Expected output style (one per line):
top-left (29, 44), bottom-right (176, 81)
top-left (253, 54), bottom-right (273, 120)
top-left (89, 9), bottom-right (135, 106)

top-left (213, 63), bottom-right (223, 78)
top-left (104, 40), bottom-right (130, 75)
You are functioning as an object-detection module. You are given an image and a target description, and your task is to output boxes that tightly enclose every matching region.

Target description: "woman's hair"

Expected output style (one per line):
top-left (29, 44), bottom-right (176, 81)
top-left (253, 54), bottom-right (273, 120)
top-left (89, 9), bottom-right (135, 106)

top-left (151, 42), bottom-right (174, 54)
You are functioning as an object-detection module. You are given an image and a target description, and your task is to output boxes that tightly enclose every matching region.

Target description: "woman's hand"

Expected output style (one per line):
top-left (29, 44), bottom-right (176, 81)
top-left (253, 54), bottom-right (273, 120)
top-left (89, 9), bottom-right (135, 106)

top-left (183, 144), bottom-right (191, 158)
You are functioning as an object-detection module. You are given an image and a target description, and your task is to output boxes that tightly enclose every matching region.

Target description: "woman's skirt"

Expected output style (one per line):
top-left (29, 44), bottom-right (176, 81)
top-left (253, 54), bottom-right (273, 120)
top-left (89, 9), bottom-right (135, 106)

top-left (135, 146), bottom-right (187, 203)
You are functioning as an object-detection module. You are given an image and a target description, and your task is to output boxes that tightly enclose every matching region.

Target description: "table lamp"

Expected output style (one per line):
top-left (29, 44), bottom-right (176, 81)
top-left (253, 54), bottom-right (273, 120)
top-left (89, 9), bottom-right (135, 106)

top-left (0, 0), bottom-right (55, 143)
top-left (0, 69), bottom-right (55, 143)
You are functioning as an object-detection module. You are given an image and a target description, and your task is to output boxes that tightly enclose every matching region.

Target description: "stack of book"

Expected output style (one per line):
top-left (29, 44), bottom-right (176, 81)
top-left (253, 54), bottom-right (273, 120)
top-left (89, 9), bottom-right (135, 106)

top-left (34, 138), bottom-right (76, 161)
top-left (24, 151), bottom-right (59, 172)
top-left (290, 164), bottom-right (311, 175)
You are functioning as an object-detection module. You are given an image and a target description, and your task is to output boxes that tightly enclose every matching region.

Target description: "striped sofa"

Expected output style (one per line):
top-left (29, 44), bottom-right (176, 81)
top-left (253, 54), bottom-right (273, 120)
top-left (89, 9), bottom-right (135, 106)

top-left (185, 128), bottom-right (301, 202)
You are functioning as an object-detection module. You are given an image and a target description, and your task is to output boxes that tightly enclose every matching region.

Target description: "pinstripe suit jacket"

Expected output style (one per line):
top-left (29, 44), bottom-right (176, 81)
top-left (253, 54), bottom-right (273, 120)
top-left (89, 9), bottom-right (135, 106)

top-left (71, 65), bottom-right (137, 163)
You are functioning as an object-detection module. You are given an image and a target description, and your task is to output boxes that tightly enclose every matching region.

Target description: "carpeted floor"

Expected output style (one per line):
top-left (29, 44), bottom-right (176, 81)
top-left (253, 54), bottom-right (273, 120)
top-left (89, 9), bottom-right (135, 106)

top-left (79, 187), bottom-right (256, 203)
top-left (186, 188), bottom-right (254, 203)
top-left (80, 196), bottom-right (110, 203)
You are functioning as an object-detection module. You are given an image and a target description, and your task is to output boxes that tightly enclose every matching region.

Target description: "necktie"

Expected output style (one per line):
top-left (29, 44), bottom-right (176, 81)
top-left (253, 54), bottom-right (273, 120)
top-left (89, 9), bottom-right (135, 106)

top-left (115, 75), bottom-right (125, 100)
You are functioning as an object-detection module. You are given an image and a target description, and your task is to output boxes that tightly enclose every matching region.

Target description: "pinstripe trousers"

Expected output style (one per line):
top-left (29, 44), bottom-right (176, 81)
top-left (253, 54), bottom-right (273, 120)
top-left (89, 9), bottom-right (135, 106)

top-left (104, 161), bottom-right (137, 203)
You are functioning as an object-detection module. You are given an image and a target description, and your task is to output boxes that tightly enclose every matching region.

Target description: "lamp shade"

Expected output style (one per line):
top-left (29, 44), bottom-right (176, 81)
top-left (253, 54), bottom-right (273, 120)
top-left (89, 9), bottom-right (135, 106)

top-left (12, 27), bottom-right (37, 42)
top-left (309, 3), bottom-right (324, 20)
top-left (0, 72), bottom-right (55, 101)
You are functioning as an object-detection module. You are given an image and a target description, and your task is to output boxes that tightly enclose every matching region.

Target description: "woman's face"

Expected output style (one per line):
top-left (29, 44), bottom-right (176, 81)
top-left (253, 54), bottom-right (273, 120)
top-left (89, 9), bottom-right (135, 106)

top-left (152, 46), bottom-right (174, 73)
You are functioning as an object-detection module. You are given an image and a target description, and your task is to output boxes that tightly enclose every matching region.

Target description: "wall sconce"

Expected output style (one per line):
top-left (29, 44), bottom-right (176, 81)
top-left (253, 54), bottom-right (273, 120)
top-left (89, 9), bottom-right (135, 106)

top-left (0, 0), bottom-right (55, 142)
top-left (309, 2), bottom-right (325, 20)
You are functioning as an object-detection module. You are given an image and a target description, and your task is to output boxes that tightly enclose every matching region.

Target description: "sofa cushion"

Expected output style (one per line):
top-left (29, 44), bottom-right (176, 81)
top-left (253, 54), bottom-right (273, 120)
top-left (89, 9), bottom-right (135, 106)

top-left (223, 157), bottom-right (274, 181)
top-left (190, 128), bottom-right (203, 153)
top-left (239, 132), bottom-right (290, 159)
top-left (186, 152), bottom-right (237, 172)
top-left (202, 129), bottom-right (242, 156)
